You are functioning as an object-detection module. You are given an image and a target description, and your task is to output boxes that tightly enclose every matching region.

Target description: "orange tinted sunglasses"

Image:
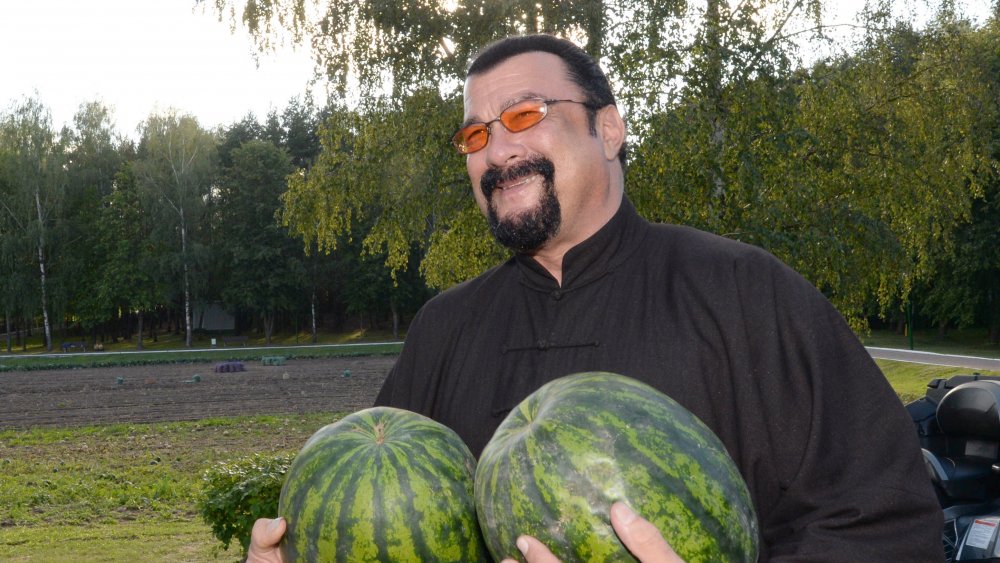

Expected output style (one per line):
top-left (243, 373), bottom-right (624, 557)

top-left (451, 98), bottom-right (593, 155)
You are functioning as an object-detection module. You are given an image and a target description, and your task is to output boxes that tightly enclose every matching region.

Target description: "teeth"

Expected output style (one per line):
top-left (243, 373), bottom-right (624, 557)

top-left (502, 176), bottom-right (534, 190)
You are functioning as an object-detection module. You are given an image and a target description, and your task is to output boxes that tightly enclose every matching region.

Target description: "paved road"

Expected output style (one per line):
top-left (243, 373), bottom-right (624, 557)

top-left (867, 347), bottom-right (1000, 372)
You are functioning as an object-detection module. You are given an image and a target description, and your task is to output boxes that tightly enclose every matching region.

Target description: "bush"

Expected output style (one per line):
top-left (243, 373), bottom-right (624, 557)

top-left (198, 453), bottom-right (293, 555)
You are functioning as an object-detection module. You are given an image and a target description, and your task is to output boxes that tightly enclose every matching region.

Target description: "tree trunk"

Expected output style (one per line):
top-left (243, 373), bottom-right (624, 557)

top-left (264, 312), bottom-right (274, 346)
top-left (937, 319), bottom-right (949, 339)
top-left (895, 311), bottom-right (906, 335)
top-left (180, 208), bottom-right (193, 348)
top-left (136, 311), bottom-right (144, 351)
top-left (4, 310), bottom-right (10, 353)
top-left (311, 291), bottom-right (318, 344)
top-left (704, 0), bottom-right (727, 204)
top-left (989, 289), bottom-right (1000, 346)
top-left (35, 189), bottom-right (53, 352)
top-left (391, 299), bottom-right (399, 339)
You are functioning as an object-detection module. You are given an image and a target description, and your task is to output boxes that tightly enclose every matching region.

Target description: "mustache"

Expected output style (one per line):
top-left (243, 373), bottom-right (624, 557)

top-left (480, 156), bottom-right (555, 201)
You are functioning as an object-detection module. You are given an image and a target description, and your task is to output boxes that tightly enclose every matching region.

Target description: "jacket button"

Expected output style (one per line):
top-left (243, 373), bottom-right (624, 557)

top-left (551, 289), bottom-right (562, 300)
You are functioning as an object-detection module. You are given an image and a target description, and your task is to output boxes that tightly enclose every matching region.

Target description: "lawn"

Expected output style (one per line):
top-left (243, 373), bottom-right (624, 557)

top-left (876, 359), bottom-right (1000, 403)
top-left (0, 414), bottom-right (336, 562)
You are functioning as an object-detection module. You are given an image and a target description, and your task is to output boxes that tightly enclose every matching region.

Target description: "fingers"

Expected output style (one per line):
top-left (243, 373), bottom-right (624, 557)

top-left (611, 502), bottom-right (684, 563)
top-left (500, 535), bottom-right (561, 563)
top-left (247, 517), bottom-right (287, 563)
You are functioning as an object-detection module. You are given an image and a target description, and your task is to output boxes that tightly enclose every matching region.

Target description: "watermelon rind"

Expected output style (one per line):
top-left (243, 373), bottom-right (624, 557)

top-left (475, 372), bottom-right (760, 563)
top-left (278, 406), bottom-right (488, 562)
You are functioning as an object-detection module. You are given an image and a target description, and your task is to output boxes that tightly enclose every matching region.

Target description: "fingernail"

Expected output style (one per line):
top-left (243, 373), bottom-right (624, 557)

top-left (268, 517), bottom-right (284, 532)
top-left (613, 502), bottom-right (638, 525)
top-left (516, 536), bottom-right (530, 556)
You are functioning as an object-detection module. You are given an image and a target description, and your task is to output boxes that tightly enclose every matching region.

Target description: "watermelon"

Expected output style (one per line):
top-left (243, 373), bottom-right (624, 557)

top-left (475, 372), bottom-right (759, 562)
top-left (277, 406), bottom-right (488, 562)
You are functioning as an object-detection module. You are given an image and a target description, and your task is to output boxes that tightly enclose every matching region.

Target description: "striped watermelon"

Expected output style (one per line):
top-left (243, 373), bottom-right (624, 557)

top-left (277, 406), bottom-right (488, 562)
top-left (475, 372), bottom-right (759, 562)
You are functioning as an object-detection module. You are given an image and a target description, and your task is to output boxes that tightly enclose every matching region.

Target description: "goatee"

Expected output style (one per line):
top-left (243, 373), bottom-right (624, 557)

top-left (480, 156), bottom-right (560, 253)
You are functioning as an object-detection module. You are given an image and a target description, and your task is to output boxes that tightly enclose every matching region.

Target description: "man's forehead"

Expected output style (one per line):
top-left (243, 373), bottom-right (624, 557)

top-left (462, 51), bottom-right (572, 117)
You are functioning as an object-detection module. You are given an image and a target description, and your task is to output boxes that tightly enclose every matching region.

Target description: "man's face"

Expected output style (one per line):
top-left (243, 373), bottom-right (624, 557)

top-left (462, 51), bottom-right (611, 254)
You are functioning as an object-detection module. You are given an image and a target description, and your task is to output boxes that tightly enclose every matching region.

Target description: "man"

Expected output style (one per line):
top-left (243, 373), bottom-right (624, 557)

top-left (251, 34), bottom-right (943, 561)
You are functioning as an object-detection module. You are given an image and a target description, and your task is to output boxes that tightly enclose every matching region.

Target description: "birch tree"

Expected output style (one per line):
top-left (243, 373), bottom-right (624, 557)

top-left (134, 111), bottom-right (217, 347)
top-left (0, 96), bottom-right (65, 351)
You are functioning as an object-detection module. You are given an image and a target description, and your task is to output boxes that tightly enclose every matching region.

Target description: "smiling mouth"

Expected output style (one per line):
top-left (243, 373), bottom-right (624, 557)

top-left (498, 174), bottom-right (538, 191)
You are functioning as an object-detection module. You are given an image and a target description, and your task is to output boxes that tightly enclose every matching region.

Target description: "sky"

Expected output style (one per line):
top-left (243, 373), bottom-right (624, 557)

top-left (1, 0), bottom-right (316, 136)
top-left (2, 1), bottom-right (992, 138)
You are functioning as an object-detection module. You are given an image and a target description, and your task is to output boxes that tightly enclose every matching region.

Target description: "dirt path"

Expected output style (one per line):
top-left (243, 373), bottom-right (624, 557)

top-left (0, 356), bottom-right (397, 428)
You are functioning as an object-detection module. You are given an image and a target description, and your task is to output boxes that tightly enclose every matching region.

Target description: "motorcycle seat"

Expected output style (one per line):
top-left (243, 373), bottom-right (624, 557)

top-left (937, 380), bottom-right (1000, 439)
top-left (925, 381), bottom-right (1000, 501)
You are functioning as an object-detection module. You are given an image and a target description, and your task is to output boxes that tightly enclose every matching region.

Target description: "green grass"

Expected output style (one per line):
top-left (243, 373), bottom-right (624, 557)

top-left (876, 359), bottom-right (1000, 403)
top-left (1, 520), bottom-right (222, 563)
top-left (0, 414), bottom-right (340, 561)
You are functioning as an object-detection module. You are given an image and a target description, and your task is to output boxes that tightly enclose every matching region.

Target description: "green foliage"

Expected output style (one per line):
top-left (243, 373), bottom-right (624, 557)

top-left (233, 0), bottom-right (999, 333)
top-left (1, 2), bottom-right (999, 340)
top-left (134, 111), bottom-right (219, 347)
top-left (629, 12), bottom-right (997, 329)
top-left (910, 18), bottom-right (1000, 339)
top-left (420, 203), bottom-right (509, 289)
top-left (281, 89), bottom-right (475, 288)
top-left (198, 453), bottom-right (292, 554)
top-left (204, 0), bottom-right (659, 98)
top-left (0, 95), bottom-right (67, 350)
top-left (217, 139), bottom-right (305, 342)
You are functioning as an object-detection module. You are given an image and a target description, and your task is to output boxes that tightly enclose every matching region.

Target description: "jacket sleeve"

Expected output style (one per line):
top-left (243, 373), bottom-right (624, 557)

top-left (735, 256), bottom-right (944, 561)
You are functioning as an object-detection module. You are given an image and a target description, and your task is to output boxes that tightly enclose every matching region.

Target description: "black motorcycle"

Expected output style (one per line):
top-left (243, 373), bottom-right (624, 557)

top-left (908, 374), bottom-right (1000, 561)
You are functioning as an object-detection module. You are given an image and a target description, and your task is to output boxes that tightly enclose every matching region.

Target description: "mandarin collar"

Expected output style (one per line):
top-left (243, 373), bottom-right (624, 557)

top-left (514, 196), bottom-right (647, 291)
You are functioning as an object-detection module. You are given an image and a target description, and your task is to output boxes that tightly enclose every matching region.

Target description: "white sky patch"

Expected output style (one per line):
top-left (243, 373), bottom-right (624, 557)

top-left (1, 0), bottom-right (316, 136)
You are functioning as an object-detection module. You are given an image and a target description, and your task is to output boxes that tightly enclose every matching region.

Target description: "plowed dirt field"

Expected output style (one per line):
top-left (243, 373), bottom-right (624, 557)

top-left (0, 355), bottom-right (396, 428)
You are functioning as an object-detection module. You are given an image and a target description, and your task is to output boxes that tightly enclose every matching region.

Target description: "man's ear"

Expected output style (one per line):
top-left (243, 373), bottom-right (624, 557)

top-left (597, 104), bottom-right (626, 162)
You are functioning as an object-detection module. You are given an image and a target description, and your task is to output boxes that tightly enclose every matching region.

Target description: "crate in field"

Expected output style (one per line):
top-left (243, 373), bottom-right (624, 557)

top-left (261, 356), bottom-right (287, 366)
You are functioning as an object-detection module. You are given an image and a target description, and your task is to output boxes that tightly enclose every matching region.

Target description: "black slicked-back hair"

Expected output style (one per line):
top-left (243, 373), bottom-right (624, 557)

top-left (466, 34), bottom-right (626, 166)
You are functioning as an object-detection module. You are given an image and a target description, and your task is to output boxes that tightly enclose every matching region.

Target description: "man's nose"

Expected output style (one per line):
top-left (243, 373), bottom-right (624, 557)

top-left (484, 124), bottom-right (527, 166)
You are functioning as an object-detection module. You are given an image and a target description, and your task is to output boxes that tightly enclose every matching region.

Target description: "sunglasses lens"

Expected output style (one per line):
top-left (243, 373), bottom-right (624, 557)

top-left (452, 99), bottom-right (550, 154)
top-left (453, 125), bottom-right (488, 154)
top-left (501, 100), bottom-right (547, 132)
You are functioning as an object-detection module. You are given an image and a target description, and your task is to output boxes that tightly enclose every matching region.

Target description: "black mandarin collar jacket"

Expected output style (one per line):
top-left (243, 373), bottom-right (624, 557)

top-left (376, 196), bottom-right (943, 561)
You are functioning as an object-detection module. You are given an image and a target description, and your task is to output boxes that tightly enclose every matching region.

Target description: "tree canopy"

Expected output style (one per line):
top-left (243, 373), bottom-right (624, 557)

top-left (0, 1), bottom-right (997, 346)
top-left (206, 0), bottom-right (998, 329)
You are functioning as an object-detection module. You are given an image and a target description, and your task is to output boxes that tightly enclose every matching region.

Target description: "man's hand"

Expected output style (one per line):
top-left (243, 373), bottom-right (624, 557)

top-left (247, 517), bottom-right (286, 563)
top-left (500, 502), bottom-right (684, 563)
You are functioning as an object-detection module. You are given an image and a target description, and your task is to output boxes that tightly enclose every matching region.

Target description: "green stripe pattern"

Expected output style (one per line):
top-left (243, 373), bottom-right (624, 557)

top-left (278, 406), bottom-right (488, 562)
top-left (475, 372), bottom-right (759, 562)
